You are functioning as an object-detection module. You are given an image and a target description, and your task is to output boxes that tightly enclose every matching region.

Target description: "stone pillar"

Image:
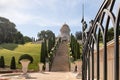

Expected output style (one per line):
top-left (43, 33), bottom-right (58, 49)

top-left (76, 60), bottom-right (82, 79)
top-left (38, 63), bottom-right (44, 72)
top-left (75, 60), bottom-right (82, 72)
top-left (71, 63), bottom-right (75, 72)
top-left (45, 62), bottom-right (49, 71)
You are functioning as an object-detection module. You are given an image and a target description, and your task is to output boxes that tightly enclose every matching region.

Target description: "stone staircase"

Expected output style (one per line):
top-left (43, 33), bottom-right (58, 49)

top-left (51, 41), bottom-right (70, 72)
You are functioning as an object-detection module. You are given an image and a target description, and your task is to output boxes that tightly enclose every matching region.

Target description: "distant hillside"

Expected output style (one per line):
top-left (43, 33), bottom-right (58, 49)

top-left (0, 42), bottom-right (41, 71)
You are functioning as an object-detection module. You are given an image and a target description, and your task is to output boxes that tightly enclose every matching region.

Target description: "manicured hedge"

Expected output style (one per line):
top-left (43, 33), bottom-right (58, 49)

top-left (18, 54), bottom-right (33, 63)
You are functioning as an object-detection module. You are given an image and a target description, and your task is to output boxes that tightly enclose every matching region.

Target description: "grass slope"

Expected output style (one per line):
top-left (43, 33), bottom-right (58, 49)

top-left (0, 42), bottom-right (41, 71)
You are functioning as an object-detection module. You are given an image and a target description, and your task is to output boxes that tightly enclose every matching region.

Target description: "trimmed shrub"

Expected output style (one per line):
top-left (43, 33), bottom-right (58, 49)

top-left (0, 57), bottom-right (1, 67)
top-left (0, 56), bottom-right (5, 68)
top-left (18, 54), bottom-right (33, 64)
top-left (10, 56), bottom-right (16, 69)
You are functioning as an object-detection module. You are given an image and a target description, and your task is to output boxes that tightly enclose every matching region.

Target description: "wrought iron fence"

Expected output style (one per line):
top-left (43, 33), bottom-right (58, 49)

top-left (81, 0), bottom-right (120, 80)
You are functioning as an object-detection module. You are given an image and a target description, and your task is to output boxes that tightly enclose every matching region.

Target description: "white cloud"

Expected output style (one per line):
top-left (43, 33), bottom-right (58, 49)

top-left (0, 0), bottom-right (84, 27)
top-left (33, 0), bottom-right (57, 7)
top-left (0, 10), bottom-right (32, 25)
top-left (31, 15), bottom-right (83, 27)
top-left (0, 0), bottom-right (29, 10)
top-left (0, 0), bottom-right (33, 25)
top-left (0, 0), bottom-right (107, 37)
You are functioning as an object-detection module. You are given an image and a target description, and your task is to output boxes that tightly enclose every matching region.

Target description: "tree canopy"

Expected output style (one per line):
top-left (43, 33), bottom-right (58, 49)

top-left (39, 30), bottom-right (56, 64)
top-left (70, 34), bottom-right (82, 61)
top-left (37, 30), bottom-right (55, 40)
top-left (0, 17), bottom-right (32, 44)
top-left (99, 27), bottom-right (120, 42)
top-left (75, 31), bottom-right (82, 40)
top-left (0, 17), bottom-right (17, 43)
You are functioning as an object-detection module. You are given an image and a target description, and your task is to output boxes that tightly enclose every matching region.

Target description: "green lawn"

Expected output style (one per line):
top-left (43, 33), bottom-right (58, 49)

top-left (0, 42), bottom-right (41, 71)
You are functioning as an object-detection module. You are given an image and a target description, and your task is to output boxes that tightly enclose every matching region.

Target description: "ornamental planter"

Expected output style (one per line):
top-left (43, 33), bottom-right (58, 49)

top-left (20, 59), bottom-right (30, 75)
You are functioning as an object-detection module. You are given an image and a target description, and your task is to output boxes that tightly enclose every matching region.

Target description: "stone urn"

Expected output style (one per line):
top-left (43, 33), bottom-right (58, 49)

top-left (38, 63), bottom-right (44, 72)
top-left (20, 59), bottom-right (30, 74)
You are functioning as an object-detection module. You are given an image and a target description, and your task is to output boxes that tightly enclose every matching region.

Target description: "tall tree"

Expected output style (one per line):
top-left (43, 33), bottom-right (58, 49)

top-left (76, 42), bottom-right (81, 59)
top-left (0, 17), bottom-right (17, 43)
top-left (75, 31), bottom-right (82, 40)
top-left (48, 38), bottom-right (53, 53)
top-left (37, 30), bottom-right (55, 40)
top-left (44, 39), bottom-right (48, 59)
top-left (37, 30), bottom-right (46, 40)
top-left (40, 42), bottom-right (46, 64)
top-left (0, 17), bottom-right (25, 44)
top-left (70, 34), bottom-right (81, 61)
top-left (23, 36), bottom-right (32, 43)
top-left (14, 32), bottom-right (24, 44)
top-left (99, 27), bottom-right (120, 42)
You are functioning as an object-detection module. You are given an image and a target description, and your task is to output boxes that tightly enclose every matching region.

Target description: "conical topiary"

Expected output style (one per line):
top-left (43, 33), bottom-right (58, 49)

top-left (0, 56), bottom-right (5, 68)
top-left (10, 56), bottom-right (16, 69)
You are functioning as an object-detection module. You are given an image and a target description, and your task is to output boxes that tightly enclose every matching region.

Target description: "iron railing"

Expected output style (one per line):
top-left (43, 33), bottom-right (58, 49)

top-left (81, 0), bottom-right (120, 80)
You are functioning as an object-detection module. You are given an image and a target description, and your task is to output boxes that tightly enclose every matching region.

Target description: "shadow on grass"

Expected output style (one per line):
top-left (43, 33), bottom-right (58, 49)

top-left (0, 43), bottom-right (18, 50)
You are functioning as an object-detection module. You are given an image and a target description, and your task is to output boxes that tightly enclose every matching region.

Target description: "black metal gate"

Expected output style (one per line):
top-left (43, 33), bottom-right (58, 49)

top-left (81, 0), bottom-right (120, 80)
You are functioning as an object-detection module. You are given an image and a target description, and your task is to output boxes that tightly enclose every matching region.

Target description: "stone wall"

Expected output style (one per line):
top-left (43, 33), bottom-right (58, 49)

top-left (90, 38), bottom-right (120, 80)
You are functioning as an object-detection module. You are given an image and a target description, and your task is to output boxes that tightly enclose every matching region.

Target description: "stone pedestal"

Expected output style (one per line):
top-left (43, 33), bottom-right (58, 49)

top-left (38, 63), bottom-right (44, 72)
top-left (45, 62), bottom-right (49, 71)
top-left (75, 60), bottom-right (82, 79)
top-left (70, 63), bottom-right (75, 72)
top-left (75, 60), bottom-right (82, 72)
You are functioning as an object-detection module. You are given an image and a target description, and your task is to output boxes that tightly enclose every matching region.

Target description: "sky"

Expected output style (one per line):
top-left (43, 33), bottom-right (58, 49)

top-left (0, 0), bottom-right (104, 39)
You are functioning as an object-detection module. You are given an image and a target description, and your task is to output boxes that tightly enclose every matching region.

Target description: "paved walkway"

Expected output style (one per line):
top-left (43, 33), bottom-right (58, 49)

top-left (0, 72), bottom-right (82, 80)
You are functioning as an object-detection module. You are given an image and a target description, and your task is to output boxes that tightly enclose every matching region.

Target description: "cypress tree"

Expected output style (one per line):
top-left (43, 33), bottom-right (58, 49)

top-left (70, 34), bottom-right (81, 61)
top-left (74, 39), bottom-right (77, 61)
top-left (70, 34), bottom-right (73, 49)
top-left (70, 34), bottom-right (75, 61)
top-left (40, 39), bottom-right (48, 64)
top-left (40, 32), bottom-right (55, 64)
top-left (40, 42), bottom-right (46, 64)
top-left (44, 39), bottom-right (48, 58)
top-left (48, 38), bottom-right (52, 53)
top-left (52, 34), bottom-right (55, 46)
top-left (48, 38), bottom-right (50, 53)
top-left (10, 56), bottom-right (16, 69)
top-left (77, 42), bottom-right (80, 59)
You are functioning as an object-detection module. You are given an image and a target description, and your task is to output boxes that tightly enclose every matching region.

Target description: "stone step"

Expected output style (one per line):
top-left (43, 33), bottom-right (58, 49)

top-left (51, 42), bottom-right (70, 72)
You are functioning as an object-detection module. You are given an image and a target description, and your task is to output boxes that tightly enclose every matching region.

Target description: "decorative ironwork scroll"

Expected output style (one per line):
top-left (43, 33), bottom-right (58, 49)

top-left (81, 0), bottom-right (120, 80)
